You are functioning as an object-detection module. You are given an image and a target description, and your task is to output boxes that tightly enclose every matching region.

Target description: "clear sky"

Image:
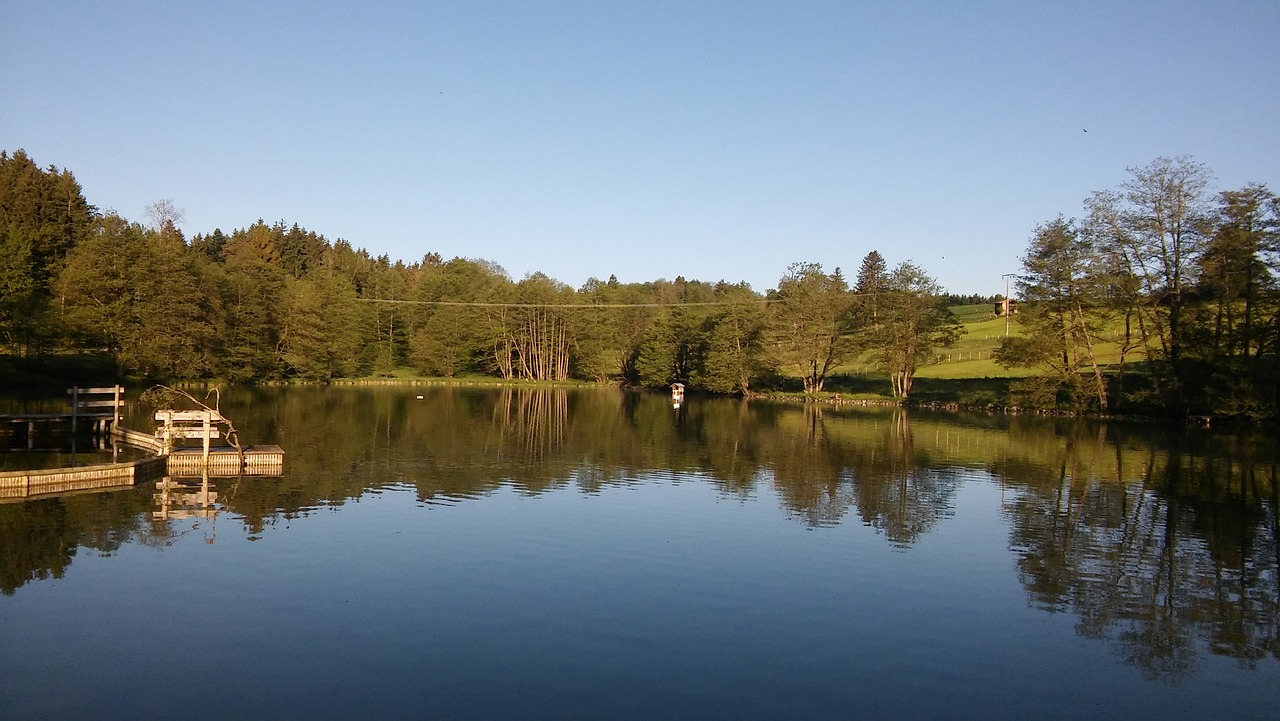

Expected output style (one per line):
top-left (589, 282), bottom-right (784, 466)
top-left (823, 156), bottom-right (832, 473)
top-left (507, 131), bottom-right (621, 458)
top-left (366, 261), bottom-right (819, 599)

top-left (3, 1), bottom-right (1277, 295)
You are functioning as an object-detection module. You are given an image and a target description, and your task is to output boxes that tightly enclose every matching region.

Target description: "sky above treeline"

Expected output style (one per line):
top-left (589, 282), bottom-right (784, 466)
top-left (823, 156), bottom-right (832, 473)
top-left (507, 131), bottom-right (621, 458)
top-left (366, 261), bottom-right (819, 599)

top-left (3, 1), bottom-right (1277, 295)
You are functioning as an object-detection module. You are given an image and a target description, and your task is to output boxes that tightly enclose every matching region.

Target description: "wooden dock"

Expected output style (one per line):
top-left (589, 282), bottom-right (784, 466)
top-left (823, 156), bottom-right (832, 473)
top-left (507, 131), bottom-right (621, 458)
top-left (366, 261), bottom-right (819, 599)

top-left (0, 386), bottom-right (125, 448)
top-left (167, 445), bottom-right (285, 476)
top-left (0, 456), bottom-right (167, 501)
top-left (2, 387), bottom-right (285, 502)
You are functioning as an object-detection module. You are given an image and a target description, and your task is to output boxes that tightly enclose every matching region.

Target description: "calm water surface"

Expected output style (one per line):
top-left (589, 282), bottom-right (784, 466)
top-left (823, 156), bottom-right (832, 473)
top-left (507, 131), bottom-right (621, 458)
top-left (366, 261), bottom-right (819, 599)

top-left (1, 387), bottom-right (1277, 720)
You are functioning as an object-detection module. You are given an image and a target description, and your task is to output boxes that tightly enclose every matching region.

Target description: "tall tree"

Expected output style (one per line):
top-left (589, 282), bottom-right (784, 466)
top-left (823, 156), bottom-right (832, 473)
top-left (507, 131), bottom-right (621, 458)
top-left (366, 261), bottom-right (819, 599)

top-left (1186, 183), bottom-right (1280, 416)
top-left (854, 250), bottom-right (889, 327)
top-left (1086, 156), bottom-right (1212, 410)
top-left (511, 272), bottom-right (575, 381)
top-left (767, 262), bottom-right (856, 393)
top-left (634, 305), bottom-right (705, 387)
top-left (408, 258), bottom-right (511, 377)
top-left (994, 217), bottom-right (1110, 411)
top-left (572, 277), bottom-right (626, 382)
top-left (220, 241), bottom-right (287, 381)
top-left (279, 274), bottom-right (366, 379)
top-left (692, 283), bottom-right (769, 394)
top-left (870, 262), bottom-right (960, 399)
top-left (56, 215), bottom-right (213, 378)
top-left (0, 150), bottom-right (95, 353)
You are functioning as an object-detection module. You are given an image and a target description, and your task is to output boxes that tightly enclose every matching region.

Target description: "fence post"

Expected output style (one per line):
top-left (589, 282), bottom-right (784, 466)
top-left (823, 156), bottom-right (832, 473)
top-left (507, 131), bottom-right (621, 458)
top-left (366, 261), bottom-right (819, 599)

top-left (203, 411), bottom-right (211, 465)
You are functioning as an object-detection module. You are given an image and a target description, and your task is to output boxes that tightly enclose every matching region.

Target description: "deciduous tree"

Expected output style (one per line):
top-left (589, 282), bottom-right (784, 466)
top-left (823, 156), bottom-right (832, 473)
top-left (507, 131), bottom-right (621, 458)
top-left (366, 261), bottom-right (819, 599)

top-left (994, 217), bottom-right (1109, 411)
top-left (768, 262), bottom-right (855, 393)
top-left (870, 262), bottom-right (960, 399)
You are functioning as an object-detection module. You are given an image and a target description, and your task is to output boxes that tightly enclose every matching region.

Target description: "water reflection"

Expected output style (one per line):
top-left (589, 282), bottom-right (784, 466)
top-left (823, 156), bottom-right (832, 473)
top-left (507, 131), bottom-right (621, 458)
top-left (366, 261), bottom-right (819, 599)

top-left (1, 386), bottom-right (1276, 682)
top-left (153, 473), bottom-right (218, 521)
top-left (997, 425), bottom-right (1280, 681)
top-left (0, 485), bottom-right (155, 594)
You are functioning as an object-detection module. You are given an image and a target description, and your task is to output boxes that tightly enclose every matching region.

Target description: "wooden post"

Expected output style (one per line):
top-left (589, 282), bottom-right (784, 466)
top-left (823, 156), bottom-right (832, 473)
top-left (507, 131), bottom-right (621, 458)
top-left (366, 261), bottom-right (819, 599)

top-left (71, 386), bottom-right (79, 436)
top-left (113, 385), bottom-right (122, 428)
top-left (202, 411), bottom-right (211, 465)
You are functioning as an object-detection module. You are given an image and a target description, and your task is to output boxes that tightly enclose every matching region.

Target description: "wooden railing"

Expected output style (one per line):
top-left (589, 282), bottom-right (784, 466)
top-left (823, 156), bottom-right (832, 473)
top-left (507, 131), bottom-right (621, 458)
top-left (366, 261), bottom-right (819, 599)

top-left (66, 385), bottom-right (124, 432)
top-left (154, 409), bottom-right (224, 458)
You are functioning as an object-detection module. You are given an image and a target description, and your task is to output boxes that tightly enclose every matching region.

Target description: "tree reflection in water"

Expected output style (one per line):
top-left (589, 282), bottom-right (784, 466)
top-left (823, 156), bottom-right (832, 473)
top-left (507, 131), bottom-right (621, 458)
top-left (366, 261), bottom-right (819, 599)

top-left (1, 386), bottom-right (1275, 681)
top-left (997, 423), bottom-right (1279, 682)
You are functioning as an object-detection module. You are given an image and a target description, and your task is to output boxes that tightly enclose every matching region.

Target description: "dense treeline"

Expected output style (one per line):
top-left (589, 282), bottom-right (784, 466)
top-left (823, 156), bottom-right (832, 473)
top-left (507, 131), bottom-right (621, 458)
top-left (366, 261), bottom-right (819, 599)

top-left (4, 149), bottom-right (1277, 416)
top-left (0, 149), bottom-right (958, 398)
top-left (994, 156), bottom-right (1280, 419)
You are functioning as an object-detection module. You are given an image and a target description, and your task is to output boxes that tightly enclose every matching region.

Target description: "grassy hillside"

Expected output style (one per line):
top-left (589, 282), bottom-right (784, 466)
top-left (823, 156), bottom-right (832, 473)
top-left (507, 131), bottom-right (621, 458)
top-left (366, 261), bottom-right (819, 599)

top-left (916, 311), bottom-right (1021, 379)
top-left (833, 305), bottom-right (1024, 382)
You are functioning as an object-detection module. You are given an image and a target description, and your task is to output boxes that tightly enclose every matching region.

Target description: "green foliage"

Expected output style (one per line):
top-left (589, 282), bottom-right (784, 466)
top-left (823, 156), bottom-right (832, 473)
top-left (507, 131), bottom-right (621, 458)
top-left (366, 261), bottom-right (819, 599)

top-left (57, 215), bottom-right (216, 379)
top-left (220, 254), bottom-right (286, 382)
top-left (691, 285), bottom-right (770, 393)
top-left (4, 148), bottom-right (1277, 418)
top-left (280, 275), bottom-right (367, 379)
top-left (768, 262), bottom-right (856, 393)
top-left (868, 262), bottom-right (961, 399)
top-left (408, 258), bottom-right (511, 377)
top-left (0, 150), bottom-right (95, 355)
top-left (993, 217), bottom-right (1110, 412)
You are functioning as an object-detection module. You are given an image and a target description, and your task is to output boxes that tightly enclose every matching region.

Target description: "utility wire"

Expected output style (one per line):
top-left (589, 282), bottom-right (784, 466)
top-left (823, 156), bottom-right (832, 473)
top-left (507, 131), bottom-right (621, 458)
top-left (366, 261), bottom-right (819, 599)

top-left (354, 288), bottom-right (921, 309)
top-left (356, 298), bottom-right (776, 309)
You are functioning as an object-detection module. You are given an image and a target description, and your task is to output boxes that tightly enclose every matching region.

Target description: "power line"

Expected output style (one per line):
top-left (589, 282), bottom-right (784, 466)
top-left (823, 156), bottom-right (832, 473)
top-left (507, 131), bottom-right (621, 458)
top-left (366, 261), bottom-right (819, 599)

top-left (356, 298), bottom-right (775, 309)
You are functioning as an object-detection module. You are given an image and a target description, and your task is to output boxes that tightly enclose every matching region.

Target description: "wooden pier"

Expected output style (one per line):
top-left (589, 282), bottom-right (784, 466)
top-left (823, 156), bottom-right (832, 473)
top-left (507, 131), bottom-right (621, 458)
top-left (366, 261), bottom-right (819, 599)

top-left (0, 386), bottom-right (124, 448)
top-left (2, 387), bottom-right (285, 502)
top-left (0, 456), bottom-right (167, 501)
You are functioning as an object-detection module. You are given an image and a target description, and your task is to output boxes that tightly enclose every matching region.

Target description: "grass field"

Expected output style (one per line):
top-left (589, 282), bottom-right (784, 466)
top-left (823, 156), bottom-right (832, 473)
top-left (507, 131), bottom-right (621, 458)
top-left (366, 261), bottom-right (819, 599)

top-left (915, 312), bottom-right (1021, 379)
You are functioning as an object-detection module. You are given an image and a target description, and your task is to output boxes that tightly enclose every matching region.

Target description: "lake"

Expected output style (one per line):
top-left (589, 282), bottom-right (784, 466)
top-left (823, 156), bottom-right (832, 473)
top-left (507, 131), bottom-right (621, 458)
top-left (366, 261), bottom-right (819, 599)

top-left (1, 386), bottom-right (1277, 720)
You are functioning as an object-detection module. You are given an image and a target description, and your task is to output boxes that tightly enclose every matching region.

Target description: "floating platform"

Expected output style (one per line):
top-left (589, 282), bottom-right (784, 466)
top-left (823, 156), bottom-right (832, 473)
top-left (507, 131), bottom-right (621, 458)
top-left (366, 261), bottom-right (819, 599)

top-left (166, 445), bottom-right (285, 477)
top-left (0, 456), bottom-right (168, 501)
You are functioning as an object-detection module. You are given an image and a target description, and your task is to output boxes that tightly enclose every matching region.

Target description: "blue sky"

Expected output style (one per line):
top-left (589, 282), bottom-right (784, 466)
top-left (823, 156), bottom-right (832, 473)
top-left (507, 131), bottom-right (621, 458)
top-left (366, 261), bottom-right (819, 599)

top-left (3, 1), bottom-right (1277, 294)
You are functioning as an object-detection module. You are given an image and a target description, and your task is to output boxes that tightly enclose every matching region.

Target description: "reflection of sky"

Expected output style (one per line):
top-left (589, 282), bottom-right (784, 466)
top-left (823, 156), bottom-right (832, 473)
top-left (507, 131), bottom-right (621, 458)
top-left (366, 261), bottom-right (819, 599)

top-left (3, 474), bottom-right (1276, 719)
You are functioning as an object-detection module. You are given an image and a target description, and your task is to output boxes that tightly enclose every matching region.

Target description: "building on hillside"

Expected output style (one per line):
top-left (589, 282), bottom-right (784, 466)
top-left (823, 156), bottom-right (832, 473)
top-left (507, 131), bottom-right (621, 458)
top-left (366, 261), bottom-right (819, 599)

top-left (994, 298), bottom-right (1019, 316)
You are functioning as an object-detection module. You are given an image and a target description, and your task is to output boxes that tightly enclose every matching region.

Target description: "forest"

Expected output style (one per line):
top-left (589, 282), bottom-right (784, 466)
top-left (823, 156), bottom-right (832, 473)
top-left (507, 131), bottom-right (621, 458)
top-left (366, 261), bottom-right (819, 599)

top-left (1, 150), bottom-right (1277, 418)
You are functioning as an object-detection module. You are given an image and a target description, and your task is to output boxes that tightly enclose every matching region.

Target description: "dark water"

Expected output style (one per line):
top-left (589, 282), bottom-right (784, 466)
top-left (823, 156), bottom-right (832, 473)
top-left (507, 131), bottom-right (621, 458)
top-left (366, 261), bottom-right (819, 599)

top-left (1, 386), bottom-right (1277, 720)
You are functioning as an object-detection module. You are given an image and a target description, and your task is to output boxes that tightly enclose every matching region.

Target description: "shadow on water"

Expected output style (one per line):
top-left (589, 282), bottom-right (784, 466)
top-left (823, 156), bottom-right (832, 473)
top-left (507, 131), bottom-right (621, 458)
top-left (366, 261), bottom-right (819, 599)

top-left (1, 386), bottom-right (1276, 682)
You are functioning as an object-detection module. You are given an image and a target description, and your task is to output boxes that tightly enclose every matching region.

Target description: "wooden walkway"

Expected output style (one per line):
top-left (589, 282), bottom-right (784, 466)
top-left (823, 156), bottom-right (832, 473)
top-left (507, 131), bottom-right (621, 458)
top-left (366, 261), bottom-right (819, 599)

top-left (3, 386), bottom-right (285, 501)
top-left (0, 386), bottom-right (124, 448)
top-left (0, 456), bottom-right (167, 501)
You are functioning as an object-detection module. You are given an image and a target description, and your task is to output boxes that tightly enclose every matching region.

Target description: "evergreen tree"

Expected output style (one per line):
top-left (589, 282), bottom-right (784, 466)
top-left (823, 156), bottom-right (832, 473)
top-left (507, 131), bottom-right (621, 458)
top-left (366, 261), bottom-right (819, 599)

top-left (280, 274), bottom-right (367, 379)
top-left (0, 150), bottom-right (95, 354)
top-left (56, 215), bottom-right (213, 378)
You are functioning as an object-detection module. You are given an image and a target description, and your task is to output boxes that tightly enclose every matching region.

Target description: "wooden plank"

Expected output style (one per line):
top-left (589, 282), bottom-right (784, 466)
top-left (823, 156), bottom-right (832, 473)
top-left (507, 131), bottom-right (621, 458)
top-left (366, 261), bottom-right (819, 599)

top-left (0, 413), bottom-right (113, 421)
top-left (67, 386), bottom-right (124, 394)
top-left (154, 410), bottom-right (225, 422)
top-left (0, 456), bottom-right (167, 501)
top-left (73, 400), bottom-right (126, 408)
top-left (165, 429), bottom-right (221, 439)
top-left (111, 427), bottom-right (165, 453)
